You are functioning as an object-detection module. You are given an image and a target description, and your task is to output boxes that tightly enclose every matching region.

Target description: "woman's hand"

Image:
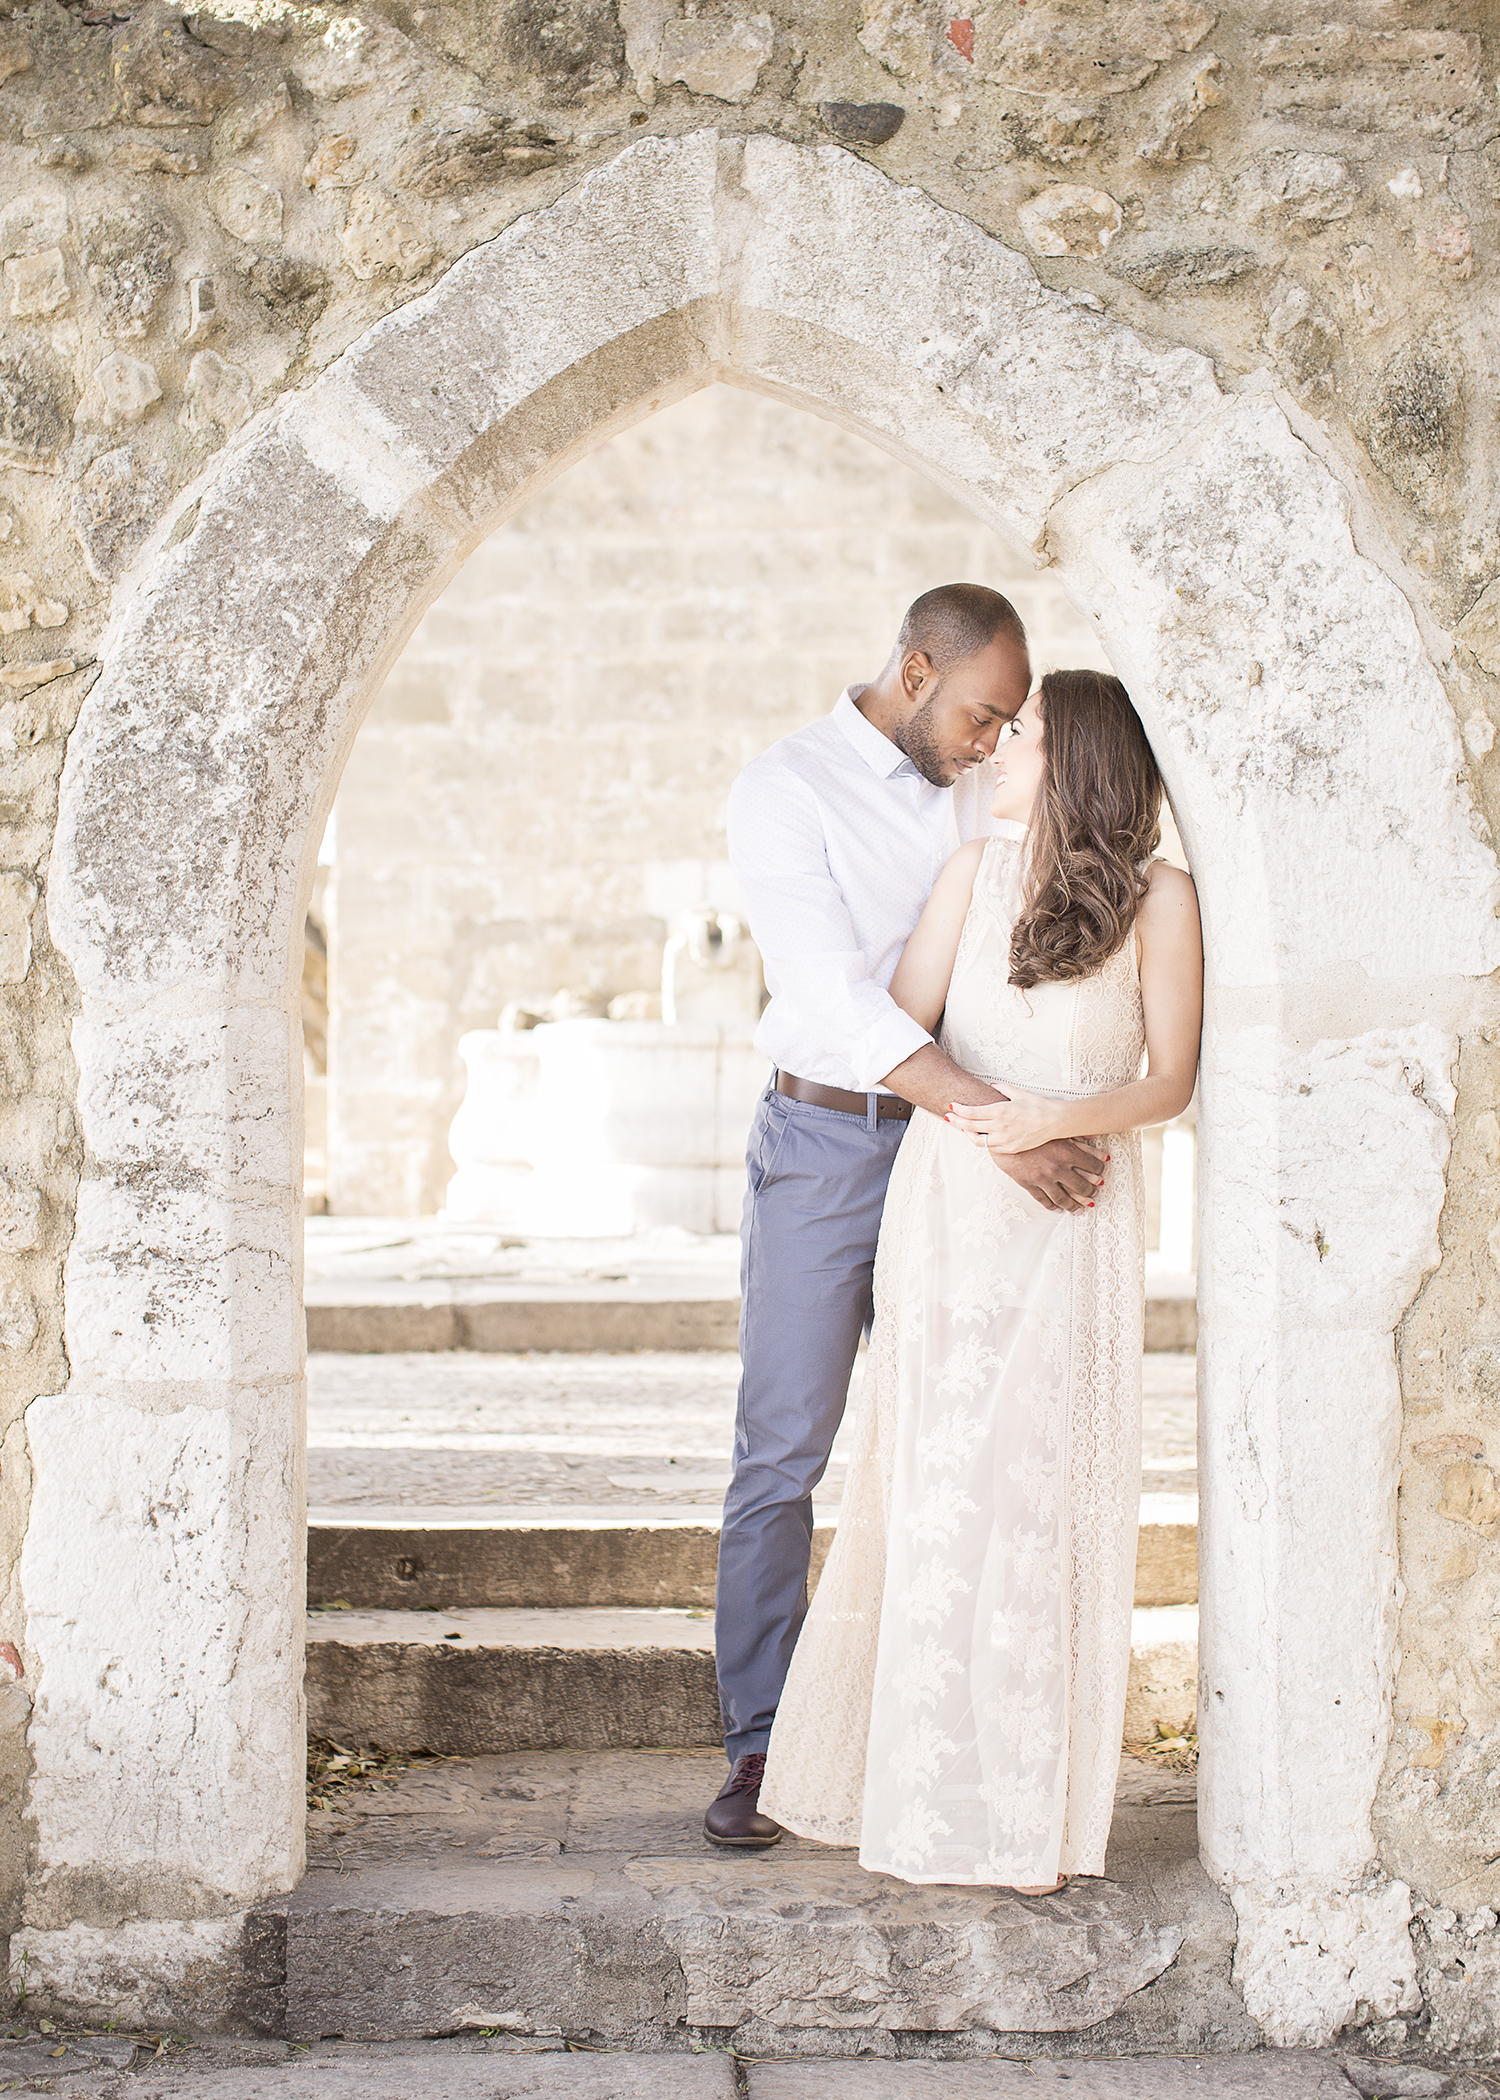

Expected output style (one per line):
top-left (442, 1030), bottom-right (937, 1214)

top-left (945, 1089), bottom-right (1063, 1155)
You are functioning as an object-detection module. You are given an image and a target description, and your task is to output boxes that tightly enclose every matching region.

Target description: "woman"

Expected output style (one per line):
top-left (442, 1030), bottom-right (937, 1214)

top-left (758, 669), bottom-right (1203, 1893)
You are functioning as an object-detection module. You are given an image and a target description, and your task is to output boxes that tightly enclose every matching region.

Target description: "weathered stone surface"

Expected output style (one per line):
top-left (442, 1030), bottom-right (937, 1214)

top-left (0, 1173), bottom-right (42, 1251)
top-left (1018, 183), bottom-right (1122, 258)
top-left (984, 1), bottom-right (1215, 98)
top-left (1361, 334), bottom-right (1464, 516)
top-left (245, 254), bottom-right (332, 316)
top-left (74, 351), bottom-right (161, 429)
top-left (112, 2), bottom-right (239, 126)
top-left (4, 245), bottom-right (68, 316)
top-left (182, 350), bottom-right (252, 438)
top-left (21, 1392), bottom-right (302, 1908)
top-left (501, 0), bottom-right (624, 104)
top-left (0, 346), bottom-right (71, 470)
top-left (753, 2058), bottom-right (1354, 2095)
top-left (303, 132), bottom-right (356, 190)
top-left (1456, 581), bottom-right (1500, 678)
top-left (1263, 278), bottom-right (1338, 388)
top-left (81, 205), bottom-right (179, 336)
top-left (859, 0), bottom-right (970, 90)
top-left (224, 79), bottom-right (289, 152)
top-left (818, 101), bottom-right (904, 147)
top-left (0, 574), bottom-right (67, 631)
top-left (397, 108), bottom-right (513, 198)
top-left (0, 876), bottom-right (37, 984)
top-left (114, 132), bottom-right (206, 175)
top-left (0, 20), bottom-right (30, 83)
top-left (70, 445), bottom-right (169, 582)
top-left (341, 183), bottom-right (434, 281)
top-left (1135, 53), bottom-right (1222, 165)
top-left (1258, 152), bottom-right (1357, 228)
top-left (0, 189), bottom-right (67, 257)
top-left (293, 15), bottom-right (421, 102)
top-left (1257, 30), bottom-right (1482, 137)
top-left (209, 168), bottom-right (284, 248)
top-left (1113, 246), bottom-right (1257, 296)
top-left (658, 14), bottom-right (773, 103)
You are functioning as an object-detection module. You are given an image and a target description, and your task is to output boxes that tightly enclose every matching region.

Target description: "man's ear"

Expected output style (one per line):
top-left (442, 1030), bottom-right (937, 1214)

top-left (903, 649), bottom-right (935, 700)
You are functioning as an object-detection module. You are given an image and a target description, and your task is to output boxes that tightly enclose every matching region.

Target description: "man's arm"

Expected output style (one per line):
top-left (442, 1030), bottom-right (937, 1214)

top-left (882, 1043), bottom-right (1106, 1214)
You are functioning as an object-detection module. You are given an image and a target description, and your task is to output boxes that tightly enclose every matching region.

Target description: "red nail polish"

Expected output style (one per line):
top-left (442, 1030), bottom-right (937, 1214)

top-left (1088, 1201), bottom-right (1095, 1208)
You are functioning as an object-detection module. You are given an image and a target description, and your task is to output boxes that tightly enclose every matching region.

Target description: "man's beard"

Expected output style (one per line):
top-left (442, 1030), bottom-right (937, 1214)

top-left (893, 697), bottom-right (958, 787)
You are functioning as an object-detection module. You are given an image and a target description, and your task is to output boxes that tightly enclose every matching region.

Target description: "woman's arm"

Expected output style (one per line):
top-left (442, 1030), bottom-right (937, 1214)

top-left (887, 838), bottom-right (988, 1033)
top-left (946, 862), bottom-right (1203, 1154)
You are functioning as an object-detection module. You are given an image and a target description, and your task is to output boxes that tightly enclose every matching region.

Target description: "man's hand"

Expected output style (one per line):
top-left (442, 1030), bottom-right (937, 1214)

top-left (988, 1139), bottom-right (1106, 1214)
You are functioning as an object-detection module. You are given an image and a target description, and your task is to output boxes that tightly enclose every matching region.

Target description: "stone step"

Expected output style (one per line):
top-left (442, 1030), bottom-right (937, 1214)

top-left (307, 1495), bottom-right (1198, 1614)
top-left (304, 1605), bottom-right (1199, 1756)
top-left (307, 1292), bottom-right (1196, 1353)
top-left (271, 1747), bottom-right (1247, 2055)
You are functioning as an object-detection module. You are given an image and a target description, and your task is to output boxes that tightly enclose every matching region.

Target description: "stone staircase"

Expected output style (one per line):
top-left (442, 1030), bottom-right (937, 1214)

top-left (285, 1229), bottom-right (1222, 2058)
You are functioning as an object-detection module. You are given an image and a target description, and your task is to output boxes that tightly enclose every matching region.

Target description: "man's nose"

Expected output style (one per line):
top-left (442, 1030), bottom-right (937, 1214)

top-left (975, 721), bottom-right (1002, 756)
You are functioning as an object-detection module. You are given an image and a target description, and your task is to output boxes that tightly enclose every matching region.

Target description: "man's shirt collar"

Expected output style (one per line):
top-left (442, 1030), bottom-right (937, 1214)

top-left (832, 688), bottom-right (927, 782)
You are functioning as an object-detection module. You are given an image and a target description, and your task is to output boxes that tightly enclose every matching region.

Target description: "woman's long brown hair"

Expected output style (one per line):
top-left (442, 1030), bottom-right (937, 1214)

top-left (1008, 670), bottom-right (1164, 990)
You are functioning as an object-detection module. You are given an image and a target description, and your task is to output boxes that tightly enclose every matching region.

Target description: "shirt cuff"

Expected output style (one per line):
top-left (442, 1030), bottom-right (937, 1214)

top-left (850, 1007), bottom-right (933, 1093)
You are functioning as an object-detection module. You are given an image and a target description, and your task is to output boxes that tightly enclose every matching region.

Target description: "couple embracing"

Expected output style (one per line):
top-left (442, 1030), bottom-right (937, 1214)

top-left (705, 583), bottom-right (1203, 1894)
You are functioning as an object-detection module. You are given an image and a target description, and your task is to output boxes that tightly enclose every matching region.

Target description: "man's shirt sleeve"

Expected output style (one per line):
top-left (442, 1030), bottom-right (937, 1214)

top-left (727, 765), bottom-right (932, 1089)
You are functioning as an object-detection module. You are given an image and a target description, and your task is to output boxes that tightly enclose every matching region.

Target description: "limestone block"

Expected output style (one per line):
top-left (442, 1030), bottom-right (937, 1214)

top-left (0, 576), bottom-right (67, 633)
top-left (0, 658), bottom-right (73, 695)
top-left (81, 206), bottom-right (179, 337)
top-left (224, 79), bottom-right (290, 153)
top-left (0, 191), bottom-right (66, 258)
top-left (984, 1), bottom-right (1215, 97)
top-left (181, 349), bottom-right (252, 437)
top-left (293, 16), bottom-right (420, 102)
top-left (859, 0), bottom-right (970, 90)
top-left (1260, 152), bottom-right (1357, 226)
top-left (21, 1391), bottom-right (304, 1904)
top-left (339, 184), bottom-right (433, 282)
top-left (1018, 183), bottom-right (1122, 258)
top-left (1207, 1027), bottom-right (1453, 1331)
top-left (0, 20), bottom-right (29, 83)
top-left (1434, 1460), bottom-right (1500, 1536)
top-left (70, 446), bottom-right (170, 584)
top-left (183, 273), bottom-right (218, 343)
top-left (111, 1), bottom-right (240, 126)
top-left (113, 134), bottom-right (205, 176)
top-left (1135, 53), bottom-right (1222, 165)
top-left (0, 1286), bottom-right (39, 1350)
top-left (0, 348), bottom-right (71, 470)
top-left (74, 352), bottom-right (161, 430)
top-left (1229, 1877), bottom-right (1419, 2050)
top-left (0, 1173), bottom-right (42, 1251)
top-left (1057, 391), bottom-right (1500, 982)
top-left (303, 133), bottom-right (356, 189)
top-left (396, 109), bottom-right (512, 198)
top-left (208, 167), bottom-right (283, 248)
top-left (4, 248), bottom-right (68, 318)
top-left (658, 14), bottom-right (774, 103)
top-left (1257, 29), bottom-right (1482, 137)
top-left (628, 1852), bottom-right (1182, 2030)
top-left (9, 1917), bottom-right (249, 2033)
top-left (1457, 580), bottom-right (1500, 678)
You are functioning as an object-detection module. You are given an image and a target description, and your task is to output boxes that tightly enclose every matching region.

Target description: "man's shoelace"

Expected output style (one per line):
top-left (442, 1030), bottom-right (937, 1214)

top-left (725, 1753), bottom-right (766, 1794)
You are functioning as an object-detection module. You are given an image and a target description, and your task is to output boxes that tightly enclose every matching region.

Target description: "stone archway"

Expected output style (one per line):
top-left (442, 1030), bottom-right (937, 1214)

top-left (31, 128), bottom-right (1499, 2045)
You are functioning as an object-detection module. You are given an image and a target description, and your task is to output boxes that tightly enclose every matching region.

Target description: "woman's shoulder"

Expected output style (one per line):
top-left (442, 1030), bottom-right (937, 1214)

top-left (1142, 858), bottom-right (1194, 895)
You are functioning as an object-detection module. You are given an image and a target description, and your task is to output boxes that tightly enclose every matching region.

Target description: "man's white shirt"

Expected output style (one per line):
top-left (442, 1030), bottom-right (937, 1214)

top-left (726, 690), bottom-right (1000, 1095)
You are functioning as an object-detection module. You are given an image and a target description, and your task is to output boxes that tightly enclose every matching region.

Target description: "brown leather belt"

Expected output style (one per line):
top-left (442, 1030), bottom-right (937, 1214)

top-left (776, 1071), bottom-right (913, 1121)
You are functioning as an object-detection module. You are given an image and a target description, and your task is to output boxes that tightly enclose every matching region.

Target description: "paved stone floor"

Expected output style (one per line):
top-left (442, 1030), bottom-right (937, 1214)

top-left (306, 1351), bottom-right (1197, 1516)
top-left (2, 2037), bottom-right (1492, 2097)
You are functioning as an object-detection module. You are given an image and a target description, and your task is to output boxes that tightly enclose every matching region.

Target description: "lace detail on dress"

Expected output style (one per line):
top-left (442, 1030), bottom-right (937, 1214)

top-left (760, 837), bottom-right (1147, 1885)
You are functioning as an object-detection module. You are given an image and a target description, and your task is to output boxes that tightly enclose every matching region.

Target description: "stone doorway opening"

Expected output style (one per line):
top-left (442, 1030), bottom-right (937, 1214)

top-left (34, 131), bottom-right (1496, 2047)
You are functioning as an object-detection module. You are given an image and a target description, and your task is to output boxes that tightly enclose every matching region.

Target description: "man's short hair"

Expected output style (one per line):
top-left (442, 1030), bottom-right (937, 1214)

top-left (897, 584), bottom-right (1028, 675)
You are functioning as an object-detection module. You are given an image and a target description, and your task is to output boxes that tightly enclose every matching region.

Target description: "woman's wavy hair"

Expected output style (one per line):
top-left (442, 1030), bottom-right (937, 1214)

top-left (1008, 669), bottom-right (1164, 991)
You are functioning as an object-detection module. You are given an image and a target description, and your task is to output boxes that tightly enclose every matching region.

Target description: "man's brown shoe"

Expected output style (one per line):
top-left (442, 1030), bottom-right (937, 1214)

top-left (703, 1752), bottom-right (782, 1848)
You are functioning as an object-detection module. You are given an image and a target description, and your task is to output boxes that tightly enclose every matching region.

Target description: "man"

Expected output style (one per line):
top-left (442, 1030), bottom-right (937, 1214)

top-left (705, 583), bottom-right (1110, 1848)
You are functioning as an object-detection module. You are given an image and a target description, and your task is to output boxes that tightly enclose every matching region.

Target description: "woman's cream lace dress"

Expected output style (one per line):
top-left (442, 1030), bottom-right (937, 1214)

top-left (759, 825), bottom-right (1147, 1887)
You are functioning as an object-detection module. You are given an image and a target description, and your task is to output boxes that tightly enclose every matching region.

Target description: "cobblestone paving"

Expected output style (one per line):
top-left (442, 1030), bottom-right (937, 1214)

top-left (307, 1352), bottom-right (1197, 1511)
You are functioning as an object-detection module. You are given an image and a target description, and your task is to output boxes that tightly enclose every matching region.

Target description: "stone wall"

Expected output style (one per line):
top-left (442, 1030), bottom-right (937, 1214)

top-left (328, 382), bottom-right (1111, 1216)
top-left (0, 0), bottom-right (1496, 2053)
